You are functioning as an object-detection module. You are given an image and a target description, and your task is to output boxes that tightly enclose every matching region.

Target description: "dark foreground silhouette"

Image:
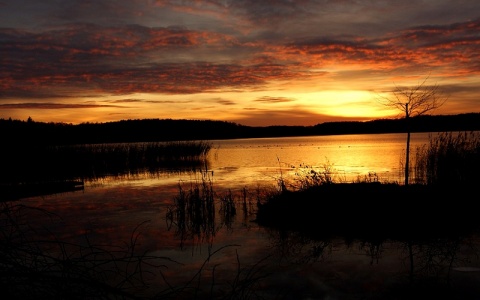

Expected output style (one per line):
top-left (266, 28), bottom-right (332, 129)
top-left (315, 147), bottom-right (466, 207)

top-left (255, 183), bottom-right (479, 241)
top-left (2, 179), bottom-right (480, 299)
top-left (251, 181), bottom-right (480, 300)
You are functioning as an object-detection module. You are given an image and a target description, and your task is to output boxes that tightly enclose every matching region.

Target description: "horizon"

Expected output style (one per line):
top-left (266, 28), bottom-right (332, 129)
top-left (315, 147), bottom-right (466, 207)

top-left (5, 111), bottom-right (478, 128)
top-left (1, 1), bottom-right (480, 126)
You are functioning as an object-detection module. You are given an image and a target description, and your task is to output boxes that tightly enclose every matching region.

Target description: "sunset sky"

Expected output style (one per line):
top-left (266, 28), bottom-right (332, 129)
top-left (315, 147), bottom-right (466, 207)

top-left (1, 0), bottom-right (480, 126)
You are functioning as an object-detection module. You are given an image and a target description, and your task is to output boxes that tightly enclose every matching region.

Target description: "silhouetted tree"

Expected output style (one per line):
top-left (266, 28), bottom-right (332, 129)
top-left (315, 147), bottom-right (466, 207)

top-left (377, 76), bottom-right (447, 185)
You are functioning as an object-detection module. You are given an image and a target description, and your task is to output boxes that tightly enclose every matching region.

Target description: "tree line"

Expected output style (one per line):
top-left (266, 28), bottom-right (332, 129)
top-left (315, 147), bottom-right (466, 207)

top-left (2, 113), bottom-right (480, 146)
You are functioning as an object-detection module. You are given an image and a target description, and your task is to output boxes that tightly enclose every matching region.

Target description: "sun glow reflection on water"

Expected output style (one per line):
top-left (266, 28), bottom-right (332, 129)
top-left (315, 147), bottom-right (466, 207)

top-left (69, 132), bottom-right (434, 192)
top-left (208, 132), bottom-right (433, 187)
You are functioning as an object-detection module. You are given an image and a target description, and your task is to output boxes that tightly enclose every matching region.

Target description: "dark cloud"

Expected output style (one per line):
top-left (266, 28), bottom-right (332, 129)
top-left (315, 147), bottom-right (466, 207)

top-left (0, 24), bottom-right (215, 69)
top-left (255, 96), bottom-right (295, 103)
top-left (0, 102), bottom-right (125, 109)
top-left (109, 99), bottom-right (145, 103)
top-left (227, 0), bottom-right (312, 27)
top-left (392, 18), bottom-right (480, 46)
top-left (0, 23), bottom-right (298, 97)
top-left (108, 98), bottom-right (195, 104)
top-left (280, 17), bottom-right (480, 75)
top-left (233, 108), bottom-right (372, 127)
top-left (215, 99), bottom-right (236, 105)
top-left (2, 14), bottom-right (479, 98)
top-left (438, 83), bottom-right (480, 95)
top-left (1, 56), bottom-right (295, 97)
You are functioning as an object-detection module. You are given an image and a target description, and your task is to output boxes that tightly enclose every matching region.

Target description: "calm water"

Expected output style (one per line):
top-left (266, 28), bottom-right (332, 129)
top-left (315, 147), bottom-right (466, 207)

top-left (12, 132), bottom-right (480, 299)
top-left (208, 132), bottom-right (432, 187)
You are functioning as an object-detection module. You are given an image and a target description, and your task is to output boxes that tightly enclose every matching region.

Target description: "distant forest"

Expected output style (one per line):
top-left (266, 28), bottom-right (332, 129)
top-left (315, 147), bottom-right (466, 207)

top-left (2, 113), bottom-right (480, 146)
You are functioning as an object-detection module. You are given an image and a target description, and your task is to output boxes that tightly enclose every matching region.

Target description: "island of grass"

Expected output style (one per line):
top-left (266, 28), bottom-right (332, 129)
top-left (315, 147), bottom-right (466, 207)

top-left (255, 131), bottom-right (480, 242)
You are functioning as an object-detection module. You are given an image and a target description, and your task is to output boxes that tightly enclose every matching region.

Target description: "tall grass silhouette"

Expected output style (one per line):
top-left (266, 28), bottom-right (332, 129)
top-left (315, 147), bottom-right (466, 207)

top-left (1, 141), bottom-right (213, 200)
top-left (413, 131), bottom-right (480, 185)
top-left (255, 131), bottom-right (480, 241)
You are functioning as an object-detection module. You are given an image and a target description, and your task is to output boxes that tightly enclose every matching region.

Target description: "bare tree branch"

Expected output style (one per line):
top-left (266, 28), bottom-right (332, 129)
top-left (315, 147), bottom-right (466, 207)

top-left (377, 75), bottom-right (448, 118)
top-left (375, 75), bottom-right (448, 185)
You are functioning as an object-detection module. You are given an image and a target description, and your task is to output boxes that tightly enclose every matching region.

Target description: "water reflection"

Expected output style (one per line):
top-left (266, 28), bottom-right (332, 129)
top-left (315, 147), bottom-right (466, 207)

top-left (0, 133), bottom-right (438, 201)
top-left (208, 132), bottom-right (435, 187)
top-left (1, 141), bottom-right (211, 201)
top-left (160, 175), bottom-right (480, 299)
top-left (165, 171), bottom-right (260, 251)
top-left (3, 133), bottom-right (480, 298)
top-left (264, 227), bottom-right (480, 298)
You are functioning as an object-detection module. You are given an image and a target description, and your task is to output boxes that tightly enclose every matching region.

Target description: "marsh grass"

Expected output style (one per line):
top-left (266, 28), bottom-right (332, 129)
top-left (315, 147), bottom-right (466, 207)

top-left (252, 132), bottom-right (480, 297)
top-left (166, 170), bottom-right (217, 249)
top-left (1, 141), bottom-right (270, 299)
top-left (291, 161), bottom-right (337, 191)
top-left (165, 168), bottom-right (262, 250)
top-left (256, 131), bottom-right (480, 243)
top-left (163, 171), bottom-right (273, 299)
top-left (413, 131), bottom-right (480, 185)
top-left (0, 141), bottom-right (212, 199)
top-left (219, 189), bottom-right (237, 230)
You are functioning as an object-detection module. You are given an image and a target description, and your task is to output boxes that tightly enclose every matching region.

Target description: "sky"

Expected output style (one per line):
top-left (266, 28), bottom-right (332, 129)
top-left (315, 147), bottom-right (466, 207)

top-left (1, 0), bottom-right (480, 126)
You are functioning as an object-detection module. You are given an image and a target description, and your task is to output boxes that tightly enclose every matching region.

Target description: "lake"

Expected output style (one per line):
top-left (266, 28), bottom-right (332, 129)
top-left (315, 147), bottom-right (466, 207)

top-left (208, 132), bottom-right (432, 187)
top-left (8, 132), bottom-right (480, 299)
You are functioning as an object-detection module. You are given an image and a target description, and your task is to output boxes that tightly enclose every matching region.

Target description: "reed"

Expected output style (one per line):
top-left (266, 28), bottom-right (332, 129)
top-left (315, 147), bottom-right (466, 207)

top-left (275, 131), bottom-right (480, 191)
top-left (0, 140), bottom-right (212, 184)
top-left (219, 189), bottom-right (237, 230)
top-left (292, 162), bottom-right (336, 191)
top-left (413, 131), bottom-right (480, 185)
top-left (166, 169), bottom-right (217, 249)
top-left (255, 130), bottom-right (480, 245)
top-left (165, 167), bottom-right (268, 251)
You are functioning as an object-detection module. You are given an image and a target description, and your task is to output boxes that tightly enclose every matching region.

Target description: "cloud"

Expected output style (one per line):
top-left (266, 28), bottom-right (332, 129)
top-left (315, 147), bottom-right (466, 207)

top-left (0, 23), bottom-right (299, 97)
top-left (255, 96), bottom-right (295, 103)
top-left (0, 102), bottom-right (125, 109)
top-left (215, 99), bottom-right (236, 105)
top-left (232, 108), bottom-right (372, 127)
top-left (107, 98), bottom-right (195, 104)
top-left (438, 83), bottom-right (480, 95)
top-left (279, 18), bottom-right (480, 76)
top-left (109, 99), bottom-right (145, 103)
top-left (2, 15), bottom-right (479, 100)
